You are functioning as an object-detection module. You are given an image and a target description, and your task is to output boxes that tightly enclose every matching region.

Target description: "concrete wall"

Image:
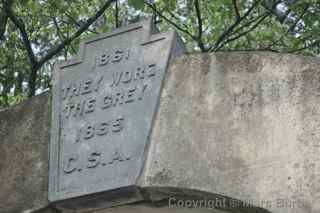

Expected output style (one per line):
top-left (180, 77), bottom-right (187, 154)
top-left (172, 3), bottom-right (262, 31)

top-left (141, 52), bottom-right (320, 213)
top-left (0, 52), bottom-right (319, 213)
top-left (0, 93), bottom-right (54, 213)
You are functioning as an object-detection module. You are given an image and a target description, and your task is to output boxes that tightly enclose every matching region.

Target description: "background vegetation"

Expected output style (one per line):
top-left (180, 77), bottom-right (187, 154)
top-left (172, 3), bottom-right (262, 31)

top-left (0, 0), bottom-right (319, 108)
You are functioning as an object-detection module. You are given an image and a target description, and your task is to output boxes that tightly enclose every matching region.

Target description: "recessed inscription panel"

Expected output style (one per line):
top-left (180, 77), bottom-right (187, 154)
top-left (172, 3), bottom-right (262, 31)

top-left (49, 19), bottom-right (184, 204)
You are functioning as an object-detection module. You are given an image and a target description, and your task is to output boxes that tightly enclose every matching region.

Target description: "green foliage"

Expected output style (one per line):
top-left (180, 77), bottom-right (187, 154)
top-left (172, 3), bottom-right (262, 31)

top-left (128, 0), bottom-right (145, 10)
top-left (0, 0), bottom-right (319, 109)
top-left (0, 94), bottom-right (26, 107)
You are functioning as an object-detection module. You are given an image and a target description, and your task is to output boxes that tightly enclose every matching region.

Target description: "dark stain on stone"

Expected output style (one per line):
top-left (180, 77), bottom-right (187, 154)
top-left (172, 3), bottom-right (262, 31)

top-left (200, 54), bottom-right (211, 75)
top-left (293, 163), bottom-right (300, 169)
top-left (147, 168), bottom-right (173, 185)
top-left (214, 52), bottom-right (264, 74)
top-left (0, 92), bottom-right (50, 213)
top-left (300, 68), bottom-right (320, 103)
top-left (0, 146), bottom-right (6, 172)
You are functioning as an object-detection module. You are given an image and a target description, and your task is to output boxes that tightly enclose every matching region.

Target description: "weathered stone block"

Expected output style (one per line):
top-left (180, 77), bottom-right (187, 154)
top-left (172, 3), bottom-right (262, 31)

top-left (1, 50), bottom-right (320, 213)
top-left (140, 53), bottom-right (320, 213)
top-left (49, 19), bottom-right (185, 211)
top-left (0, 93), bottom-right (51, 213)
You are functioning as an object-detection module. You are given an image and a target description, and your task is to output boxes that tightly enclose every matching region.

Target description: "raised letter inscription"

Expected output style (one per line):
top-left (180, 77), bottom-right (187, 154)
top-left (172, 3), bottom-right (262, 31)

top-left (49, 19), bottom-right (184, 203)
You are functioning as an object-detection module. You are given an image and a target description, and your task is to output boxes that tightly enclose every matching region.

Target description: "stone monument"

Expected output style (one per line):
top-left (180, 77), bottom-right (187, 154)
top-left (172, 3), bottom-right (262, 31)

top-left (1, 19), bottom-right (320, 213)
top-left (49, 19), bottom-right (185, 211)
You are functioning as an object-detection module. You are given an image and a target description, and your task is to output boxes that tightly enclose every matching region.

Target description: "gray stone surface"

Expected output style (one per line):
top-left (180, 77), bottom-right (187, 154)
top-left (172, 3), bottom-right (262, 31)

top-left (0, 93), bottom-right (51, 213)
top-left (140, 52), bottom-right (320, 213)
top-left (49, 19), bottom-right (185, 211)
top-left (93, 203), bottom-right (228, 213)
top-left (1, 52), bottom-right (320, 213)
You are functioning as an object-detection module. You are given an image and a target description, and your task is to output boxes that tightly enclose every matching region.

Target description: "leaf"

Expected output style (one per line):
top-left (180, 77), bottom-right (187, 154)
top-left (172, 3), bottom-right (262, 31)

top-left (163, 0), bottom-right (177, 10)
top-left (128, 0), bottom-right (144, 10)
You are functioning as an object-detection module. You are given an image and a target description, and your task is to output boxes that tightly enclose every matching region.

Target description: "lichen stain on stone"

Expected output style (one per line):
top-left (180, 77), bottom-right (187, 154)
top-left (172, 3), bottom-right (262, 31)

top-left (214, 52), bottom-right (264, 74)
top-left (200, 54), bottom-right (211, 75)
top-left (147, 168), bottom-right (173, 185)
top-left (300, 68), bottom-right (320, 99)
top-left (0, 146), bottom-right (6, 173)
top-left (0, 93), bottom-right (50, 212)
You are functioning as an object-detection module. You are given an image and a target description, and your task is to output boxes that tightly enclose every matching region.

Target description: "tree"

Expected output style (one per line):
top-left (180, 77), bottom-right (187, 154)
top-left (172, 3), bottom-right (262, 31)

top-left (0, 0), bottom-right (319, 108)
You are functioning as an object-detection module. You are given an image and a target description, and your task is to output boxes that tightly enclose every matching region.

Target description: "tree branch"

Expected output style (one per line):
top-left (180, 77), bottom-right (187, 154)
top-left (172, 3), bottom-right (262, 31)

top-left (49, 1), bottom-right (99, 34)
top-left (115, 0), bottom-right (119, 28)
top-left (0, 0), bottom-right (13, 40)
top-left (38, 0), bottom-right (115, 68)
top-left (52, 17), bottom-right (76, 55)
top-left (0, 2), bottom-right (8, 40)
top-left (214, 12), bottom-right (270, 51)
top-left (63, 12), bottom-right (99, 34)
top-left (7, 8), bottom-right (37, 67)
top-left (209, 0), bottom-right (261, 52)
top-left (194, 0), bottom-right (205, 51)
top-left (288, 39), bottom-right (320, 53)
top-left (166, 10), bottom-right (190, 30)
top-left (0, 65), bottom-right (7, 71)
top-left (228, 12), bottom-right (267, 37)
top-left (7, 0), bottom-right (115, 97)
top-left (6, 5), bottom-right (39, 97)
top-left (0, 67), bottom-right (15, 81)
top-left (144, 1), bottom-right (198, 42)
top-left (232, 0), bottom-right (240, 20)
top-left (0, 72), bottom-right (6, 80)
top-left (267, 3), bottom-right (310, 49)
top-left (53, 17), bottom-right (65, 41)
top-left (217, 47), bottom-right (279, 53)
